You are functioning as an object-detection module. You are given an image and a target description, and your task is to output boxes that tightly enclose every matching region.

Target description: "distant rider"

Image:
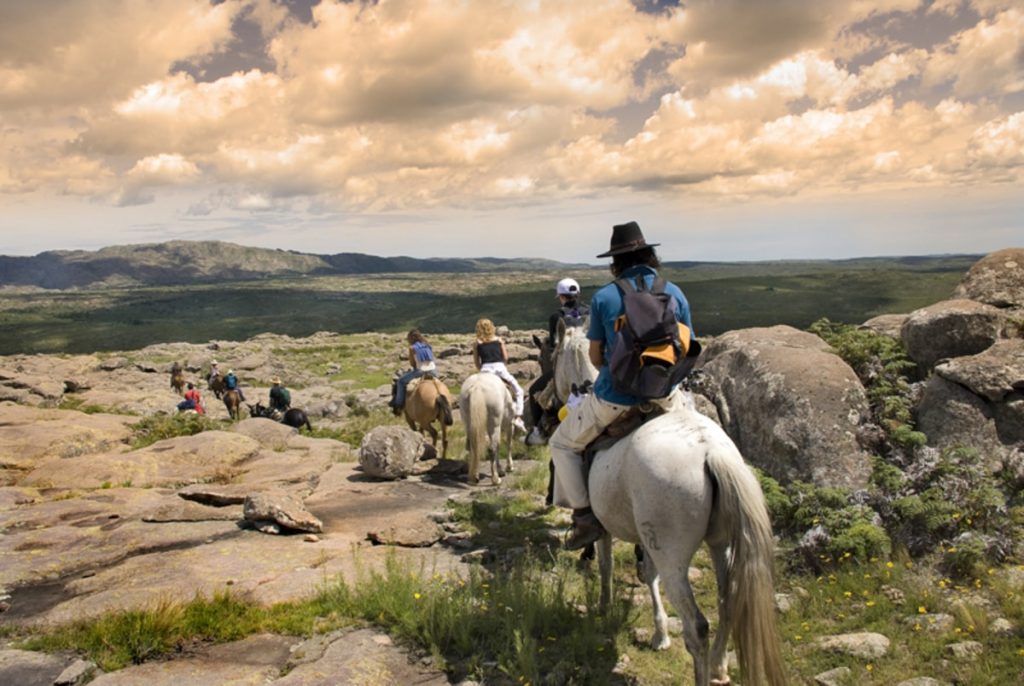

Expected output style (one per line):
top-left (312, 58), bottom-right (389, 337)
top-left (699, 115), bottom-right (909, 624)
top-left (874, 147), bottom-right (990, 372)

top-left (526, 277), bottom-right (589, 446)
top-left (177, 382), bottom-right (205, 415)
top-left (269, 376), bottom-right (291, 414)
top-left (473, 318), bottom-right (526, 433)
top-left (390, 329), bottom-right (437, 415)
top-left (223, 369), bottom-right (245, 402)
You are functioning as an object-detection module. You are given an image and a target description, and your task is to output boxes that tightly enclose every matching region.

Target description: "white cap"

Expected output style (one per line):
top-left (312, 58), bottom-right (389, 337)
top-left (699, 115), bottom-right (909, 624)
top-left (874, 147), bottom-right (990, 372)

top-left (556, 278), bottom-right (580, 296)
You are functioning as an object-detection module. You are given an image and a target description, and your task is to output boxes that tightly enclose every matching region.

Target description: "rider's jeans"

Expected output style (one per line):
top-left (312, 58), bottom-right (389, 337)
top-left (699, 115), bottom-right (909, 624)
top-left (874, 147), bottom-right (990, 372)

top-left (549, 389), bottom-right (691, 509)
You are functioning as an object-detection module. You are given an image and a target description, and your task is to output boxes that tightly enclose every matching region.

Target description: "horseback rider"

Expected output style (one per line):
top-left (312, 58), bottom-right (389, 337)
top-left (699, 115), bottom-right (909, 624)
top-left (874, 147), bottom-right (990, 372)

top-left (550, 221), bottom-right (695, 551)
top-left (223, 368), bottom-right (245, 402)
top-left (526, 277), bottom-right (590, 446)
top-left (207, 361), bottom-right (221, 387)
top-left (472, 318), bottom-right (527, 433)
top-left (269, 376), bottom-right (291, 413)
top-left (177, 382), bottom-right (205, 415)
top-left (389, 329), bottom-right (437, 415)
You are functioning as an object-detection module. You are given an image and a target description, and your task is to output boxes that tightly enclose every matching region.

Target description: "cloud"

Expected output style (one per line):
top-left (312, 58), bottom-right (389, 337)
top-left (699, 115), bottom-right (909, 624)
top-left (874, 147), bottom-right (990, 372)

top-left (924, 7), bottom-right (1024, 97)
top-left (0, 0), bottom-right (1021, 226)
top-left (0, 0), bottom-right (244, 111)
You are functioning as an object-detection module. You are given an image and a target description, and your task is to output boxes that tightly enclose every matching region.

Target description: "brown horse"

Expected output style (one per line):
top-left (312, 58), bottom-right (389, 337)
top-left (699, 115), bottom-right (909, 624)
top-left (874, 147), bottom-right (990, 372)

top-left (170, 364), bottom-right (185, 396)
top-left (404, 376), bottom-right (455, 459)
top-left (208, 374), bottom-right (225, 399)
top-left (222, 389), bottom-right (242, 420)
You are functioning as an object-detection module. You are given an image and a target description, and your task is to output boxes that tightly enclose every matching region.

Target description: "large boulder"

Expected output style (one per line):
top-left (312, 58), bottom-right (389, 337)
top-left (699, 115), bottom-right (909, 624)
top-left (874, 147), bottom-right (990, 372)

top-left (359, 426), bottom-right (427, 479)
top-left (915, 339), bottom-right (1024, 458)
top-left (954, 247), bottom-right (1024, 308)
top-left (900, 299), bottom-right (1005, 371)
top-left (696, 326), bottom-right (872, 489)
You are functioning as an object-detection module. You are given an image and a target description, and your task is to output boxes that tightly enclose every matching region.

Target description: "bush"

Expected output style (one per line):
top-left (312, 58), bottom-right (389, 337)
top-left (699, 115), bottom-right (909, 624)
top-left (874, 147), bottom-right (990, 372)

top-left (871, 446), bottom-right (1021, 577)
top-left (129, 413), bottom-right (222, 449)
top-left (807, 318), bottom-right (922, 453)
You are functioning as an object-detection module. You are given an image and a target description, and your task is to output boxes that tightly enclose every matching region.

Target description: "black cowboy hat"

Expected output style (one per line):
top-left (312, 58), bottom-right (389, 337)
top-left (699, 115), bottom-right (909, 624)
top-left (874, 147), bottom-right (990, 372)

top-left (596, 221), bottom-right (660, 258)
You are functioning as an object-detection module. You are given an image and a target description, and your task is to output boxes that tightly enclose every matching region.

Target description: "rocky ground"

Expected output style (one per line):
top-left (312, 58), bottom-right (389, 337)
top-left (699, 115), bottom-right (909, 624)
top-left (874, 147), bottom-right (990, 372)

top-left (0, 328), bottom-right (547, 684)
top-left (1, 247), bottom-right (1022, 684)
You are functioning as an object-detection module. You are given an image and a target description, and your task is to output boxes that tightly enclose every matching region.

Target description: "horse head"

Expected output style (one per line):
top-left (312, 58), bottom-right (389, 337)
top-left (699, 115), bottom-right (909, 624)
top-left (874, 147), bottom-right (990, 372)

top-left (553, 323), bottom-right (597, 407)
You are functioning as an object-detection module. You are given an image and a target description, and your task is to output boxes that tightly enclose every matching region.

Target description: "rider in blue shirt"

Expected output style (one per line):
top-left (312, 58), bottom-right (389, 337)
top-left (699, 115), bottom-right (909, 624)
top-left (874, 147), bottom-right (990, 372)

top-left (550, 221), bottom-right (694, 551)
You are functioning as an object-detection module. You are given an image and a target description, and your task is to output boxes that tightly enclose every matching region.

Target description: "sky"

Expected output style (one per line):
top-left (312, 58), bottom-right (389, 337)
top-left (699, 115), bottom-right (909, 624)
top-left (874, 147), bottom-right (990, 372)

top-left (0, 0), bottom-right (1022, 264)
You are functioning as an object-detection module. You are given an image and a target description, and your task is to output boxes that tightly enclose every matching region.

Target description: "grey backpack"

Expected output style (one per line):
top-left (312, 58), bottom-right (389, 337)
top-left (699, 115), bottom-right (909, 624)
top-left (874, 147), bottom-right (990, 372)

top-left (607, 276), bottom-right (700, 399)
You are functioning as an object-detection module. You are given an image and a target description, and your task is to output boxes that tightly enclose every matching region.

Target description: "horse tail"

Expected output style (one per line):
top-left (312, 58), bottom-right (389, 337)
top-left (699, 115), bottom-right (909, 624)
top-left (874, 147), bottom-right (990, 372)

top-left (467, 385), bottom-right (488, 468)
top-left (705, 448), bottom-right (786, 686)
top-left (437, 393), bottom-right (454, 426)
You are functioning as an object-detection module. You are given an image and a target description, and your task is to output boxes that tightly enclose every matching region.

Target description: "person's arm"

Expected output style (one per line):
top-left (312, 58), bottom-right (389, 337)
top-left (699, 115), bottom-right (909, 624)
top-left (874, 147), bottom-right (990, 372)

top-left (589, 340), bottom-right (604, 369)
top-left (407, 345), bottom-right (416, 369)
top-left (472, 342), bottom-right (481, 369)
top-left (499, 339), bottom-right (509, 363)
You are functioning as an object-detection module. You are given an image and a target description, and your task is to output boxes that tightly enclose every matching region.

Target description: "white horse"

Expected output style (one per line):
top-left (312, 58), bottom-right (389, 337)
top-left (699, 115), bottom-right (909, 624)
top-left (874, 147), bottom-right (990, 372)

top-left (588, 399), bottom-right (786, 686)
top-left (552, 319), bottom-right (598, 407)
top-left (459, 372), bottom-right (514, 485)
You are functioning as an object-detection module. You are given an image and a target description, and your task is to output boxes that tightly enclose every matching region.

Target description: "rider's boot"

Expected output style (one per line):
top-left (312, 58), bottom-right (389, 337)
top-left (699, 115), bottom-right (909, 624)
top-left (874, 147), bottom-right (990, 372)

top-left (565, 507), bottom-right (605, 551)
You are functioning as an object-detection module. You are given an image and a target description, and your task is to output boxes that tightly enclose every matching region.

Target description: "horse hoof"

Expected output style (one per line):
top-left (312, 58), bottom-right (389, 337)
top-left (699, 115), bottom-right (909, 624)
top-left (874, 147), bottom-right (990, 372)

top-left (650, 634), bottom-right (671, 651)
top-left (491, 477), bottom-right (502, 486)
top-left (710, 679), bottom-right (731, 686)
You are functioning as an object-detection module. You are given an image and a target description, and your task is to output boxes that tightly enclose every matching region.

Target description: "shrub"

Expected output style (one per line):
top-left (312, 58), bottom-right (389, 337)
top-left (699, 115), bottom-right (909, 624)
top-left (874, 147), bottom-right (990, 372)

top-left (129, 413), bottom-right (222, 449)
top-left (807, 318), bottom-right (922, 453)
top-left (871, 446), bottom-right (1020, 577)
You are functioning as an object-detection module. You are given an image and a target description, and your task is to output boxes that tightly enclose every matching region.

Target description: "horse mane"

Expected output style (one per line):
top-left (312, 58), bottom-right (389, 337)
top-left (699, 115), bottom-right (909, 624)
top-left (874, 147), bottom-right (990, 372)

top-left (553, 323), bottom-right (597, 405)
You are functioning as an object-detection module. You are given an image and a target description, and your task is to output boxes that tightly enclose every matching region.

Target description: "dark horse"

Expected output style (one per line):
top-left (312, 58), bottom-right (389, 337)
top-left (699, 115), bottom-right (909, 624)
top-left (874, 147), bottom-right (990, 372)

top-left (170, 363), bottom-right (185, 396)
top-left (208, 374), bottom-right (225, 400)
top-left (248, 402), bottom-right (312, 431)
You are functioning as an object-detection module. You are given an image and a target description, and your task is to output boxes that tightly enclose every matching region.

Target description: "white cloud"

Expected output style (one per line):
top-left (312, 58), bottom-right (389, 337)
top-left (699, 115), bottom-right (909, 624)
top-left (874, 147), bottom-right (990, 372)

top-left (924, 8), bottom-right (1024, 97)
top-left (0, 0), bottom-right (1021, 235)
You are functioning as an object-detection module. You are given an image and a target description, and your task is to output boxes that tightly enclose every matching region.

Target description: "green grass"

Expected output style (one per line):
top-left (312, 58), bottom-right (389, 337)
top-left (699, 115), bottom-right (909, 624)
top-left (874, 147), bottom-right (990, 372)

top-left (128, 413), bottom-right (226, 449)
top-left (0, 258), bottom-right (973, 355)
top-left (15, 475), bottom-right (1024, 684)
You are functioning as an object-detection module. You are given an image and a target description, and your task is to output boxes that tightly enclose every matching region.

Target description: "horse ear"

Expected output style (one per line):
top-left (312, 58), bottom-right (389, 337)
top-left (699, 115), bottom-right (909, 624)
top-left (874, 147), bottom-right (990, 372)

top-left (533, 334), bottom-right (542, 348)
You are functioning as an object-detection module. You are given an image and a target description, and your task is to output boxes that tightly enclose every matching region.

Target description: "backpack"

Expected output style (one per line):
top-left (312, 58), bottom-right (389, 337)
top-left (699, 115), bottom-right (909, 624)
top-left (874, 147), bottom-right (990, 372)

top-left (607, 276), bottom-right (701, 399)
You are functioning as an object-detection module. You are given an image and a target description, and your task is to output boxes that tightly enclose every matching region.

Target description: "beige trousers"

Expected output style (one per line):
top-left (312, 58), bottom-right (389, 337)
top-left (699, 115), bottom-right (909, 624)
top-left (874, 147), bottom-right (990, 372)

top-left (549, 389), bottom-right (690, 509)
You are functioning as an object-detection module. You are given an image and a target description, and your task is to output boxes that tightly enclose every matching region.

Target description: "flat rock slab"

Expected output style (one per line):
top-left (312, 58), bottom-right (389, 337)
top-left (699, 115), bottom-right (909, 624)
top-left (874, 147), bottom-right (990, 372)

top-left (83, 629), bottom-right (449, 686)
top-left (90, 633), bottom-right (296, 685)
top-left (0, 402), bottom-right (134, 470)
top-left (0, 648), bottom-right (74, 686)
top-left (275, 628), bottom-right (450, 685)
top-left (25, 430), bottom-right (263, 490)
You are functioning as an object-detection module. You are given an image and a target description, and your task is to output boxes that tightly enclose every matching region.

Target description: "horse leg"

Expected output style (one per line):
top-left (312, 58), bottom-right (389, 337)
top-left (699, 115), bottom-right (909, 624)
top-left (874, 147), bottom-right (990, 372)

top-left (597, 533), bottom-right (614, 612)
top-left (659, 567), bottom-right (711, 686)
top-left (639, 550), bottom-right (672, 651)
top-left (488, 443), bottom-right (501, 486)
top-left (708, 541), bottom-right (733, 686)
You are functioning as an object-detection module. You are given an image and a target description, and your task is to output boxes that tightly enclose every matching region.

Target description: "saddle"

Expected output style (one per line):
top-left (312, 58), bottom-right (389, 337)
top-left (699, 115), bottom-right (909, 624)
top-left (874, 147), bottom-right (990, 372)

top-left (405, 371), bottom-right (438, 396)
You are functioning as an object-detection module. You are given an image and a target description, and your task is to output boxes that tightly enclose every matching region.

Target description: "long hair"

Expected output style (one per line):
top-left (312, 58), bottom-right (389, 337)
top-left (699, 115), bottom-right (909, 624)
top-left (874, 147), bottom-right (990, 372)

top-left (475, 318), bottom-right (496, 341)
top-left (610, 247), bottom-right (661, 277)
top-left (407, 328), bottom-right (427, 345)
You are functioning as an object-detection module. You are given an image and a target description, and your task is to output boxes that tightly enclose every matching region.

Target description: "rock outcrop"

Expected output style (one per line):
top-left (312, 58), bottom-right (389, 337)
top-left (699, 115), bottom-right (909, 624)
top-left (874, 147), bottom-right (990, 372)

top-left (900, 299), bottom-right (1006, 371)
top-left (696, 325), bottom-right (872, 488)
top-left (953, 247), bottom-right (1024, 308)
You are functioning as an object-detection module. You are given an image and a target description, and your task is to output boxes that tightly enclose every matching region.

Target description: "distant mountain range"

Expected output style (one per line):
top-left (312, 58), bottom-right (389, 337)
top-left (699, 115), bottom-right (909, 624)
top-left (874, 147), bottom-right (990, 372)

top-left (0, 241), bottom-right (584, 289)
